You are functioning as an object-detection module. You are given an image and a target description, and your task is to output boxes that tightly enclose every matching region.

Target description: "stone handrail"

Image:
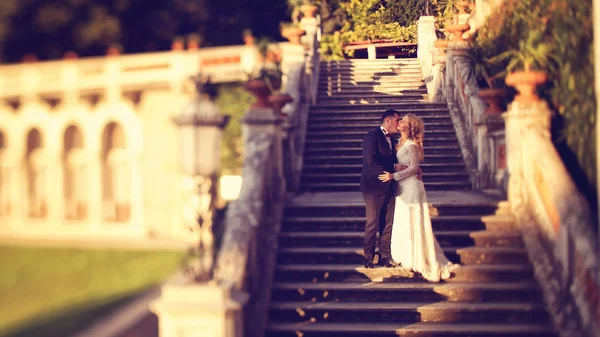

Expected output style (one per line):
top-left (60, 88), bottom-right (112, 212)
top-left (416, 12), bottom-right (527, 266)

top-left (504, 100), bottom-right (599, 337)
top-left (0, 45), bottom-right (257, 99)
top-left (212, 18), bottom-right (321, 337)
top-left (417, 14), bottom-right (506, 193)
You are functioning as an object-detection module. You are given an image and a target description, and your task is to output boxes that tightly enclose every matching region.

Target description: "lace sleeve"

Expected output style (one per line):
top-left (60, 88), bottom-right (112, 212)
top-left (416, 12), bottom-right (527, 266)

top-left (393, 144), bottom-right (419, 182)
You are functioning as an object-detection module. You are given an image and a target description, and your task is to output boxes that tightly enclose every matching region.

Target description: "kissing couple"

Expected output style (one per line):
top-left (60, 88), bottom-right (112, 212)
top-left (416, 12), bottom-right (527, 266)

top-left (359, 109), bottom-right (459, 282)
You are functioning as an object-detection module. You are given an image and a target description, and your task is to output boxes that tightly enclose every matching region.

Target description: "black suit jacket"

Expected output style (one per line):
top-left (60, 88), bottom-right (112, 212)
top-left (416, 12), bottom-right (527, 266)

top-left (359, 127), bottom-right (397, 194)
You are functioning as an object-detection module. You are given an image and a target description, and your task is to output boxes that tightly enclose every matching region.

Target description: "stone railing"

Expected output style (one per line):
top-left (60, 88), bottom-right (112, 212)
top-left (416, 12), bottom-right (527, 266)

top-left (500, 100), bottom-right (599, 337)
top-left (211, 18), bottom-right (320, 337)
top-left (417, 14), bottom-right (507, 193)
top-left (0, 45), bottom-right (252, 100)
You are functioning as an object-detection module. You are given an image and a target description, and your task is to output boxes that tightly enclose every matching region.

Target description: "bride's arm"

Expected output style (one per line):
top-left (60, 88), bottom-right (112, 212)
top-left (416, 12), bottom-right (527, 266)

top-left (392, 145), bottom-right (419, 182)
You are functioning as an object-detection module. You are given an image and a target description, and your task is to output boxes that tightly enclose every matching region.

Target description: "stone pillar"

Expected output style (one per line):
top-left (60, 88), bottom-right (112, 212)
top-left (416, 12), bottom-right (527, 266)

top-left (503, 100), bottom-right (552, 217)
top-left (417, 16), bottom-right (437, 96)
top-left (150, 279), bottom-right (248, 337)
top-left (594, 0), bottom-right (600, 248)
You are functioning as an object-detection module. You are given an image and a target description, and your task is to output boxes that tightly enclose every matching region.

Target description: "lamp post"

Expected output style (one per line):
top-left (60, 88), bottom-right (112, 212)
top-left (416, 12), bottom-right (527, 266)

top-left (172, 74), bottom-right (230, 282)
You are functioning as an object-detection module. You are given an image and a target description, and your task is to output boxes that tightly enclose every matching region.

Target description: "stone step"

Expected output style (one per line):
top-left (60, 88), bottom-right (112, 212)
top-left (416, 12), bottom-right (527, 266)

top-left (266, 321), bottom-right (555, 337)
top-left (279, 230), bottom-right (476, 248)
top-left (318, 83), bottom-right (426, 91)
top-left (301, 172), bottom-right (468, 184)
top-left (311, 102), bottom-right (447, 111)
top-left (319, 69), bottom-right (423, 76)
top-left (284, 201), bottom-right (496, 217)
top-left (319, 77), bottom-right (425, 84)
top-left (308, 114), bottom-right (450, 123)
top-left (300, 181), bottom-right (471, 192)
top-left (304, 145), bottom-right (461, 156)
top-left (303, 153), bottom-right (463, 165)
top-left (278, 230), bottom-right (522, 249)
top-left (270, 281), bottom-right (543, 303)
top-left (268, 301), bottom-right (549, 324)
top-left (276, 247), bottom-right (528, 266)
top-left (316, 96), bottom-right (430, 104)
top-left (302, 162), bottom-right (465, 174)
top-left (309, 107), bottom-right (449, 116)
top-left (320, 63), bottom-right (422, 69)
top-left (317, 90), bottom-right (428, 97)
top-left (282, 216), bottom-right (486, 232)
top-left (305, 137), bottom-right (458, 148)
top-left (307, 121), bottom-right (454, 130)
top-left (305, 129), bottom-right (458, 140)
top-left (273, 264), bottom-right (535, 284)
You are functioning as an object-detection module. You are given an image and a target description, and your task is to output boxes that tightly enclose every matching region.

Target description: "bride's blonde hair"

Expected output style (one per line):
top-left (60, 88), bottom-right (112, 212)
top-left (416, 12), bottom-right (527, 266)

top-left (397, 113), bottom-right (425, 162)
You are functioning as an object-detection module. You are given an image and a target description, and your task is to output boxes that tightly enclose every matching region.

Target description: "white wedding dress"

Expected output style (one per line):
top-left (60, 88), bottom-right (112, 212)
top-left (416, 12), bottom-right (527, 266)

top-left (390, 139), bottom-right (460, 282)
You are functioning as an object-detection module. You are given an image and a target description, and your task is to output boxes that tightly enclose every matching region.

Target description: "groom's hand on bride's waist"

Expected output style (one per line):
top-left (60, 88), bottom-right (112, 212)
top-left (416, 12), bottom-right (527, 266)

top-left (393, 164), bottom-right (423, 181)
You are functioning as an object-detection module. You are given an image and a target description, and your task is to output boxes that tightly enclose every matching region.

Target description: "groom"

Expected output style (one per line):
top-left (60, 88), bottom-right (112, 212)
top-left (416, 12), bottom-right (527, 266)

top-left (359, 109), bottom-right (401, 268)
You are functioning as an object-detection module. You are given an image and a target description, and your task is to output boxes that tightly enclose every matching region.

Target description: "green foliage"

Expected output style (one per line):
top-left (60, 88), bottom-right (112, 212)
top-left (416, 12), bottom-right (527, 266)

top-left (488, 28), bottom-right (556, 75)
top-left (215, 84), bottom-right (253, 175)
top-left (320, 0), bottom-right (421, 60)
top-left (474, 0), bottom-right (597, 200)
top-left (0, 0), bottom-right (288, 62)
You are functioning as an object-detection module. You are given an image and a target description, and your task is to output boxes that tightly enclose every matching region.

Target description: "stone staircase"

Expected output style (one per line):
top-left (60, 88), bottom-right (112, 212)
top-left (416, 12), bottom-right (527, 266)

top-left (301, 59), bottom-right (471, 192)
top-left (264, 59), bottom-right (556, 337)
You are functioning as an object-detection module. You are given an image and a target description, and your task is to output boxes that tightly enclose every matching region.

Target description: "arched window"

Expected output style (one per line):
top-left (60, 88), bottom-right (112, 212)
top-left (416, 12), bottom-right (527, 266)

top-left (26, 128), bottom-right (46, 218)
top-left (63, 125), bottom-right (87, 220)
top-left (101, 122), bottom-right (130, 222)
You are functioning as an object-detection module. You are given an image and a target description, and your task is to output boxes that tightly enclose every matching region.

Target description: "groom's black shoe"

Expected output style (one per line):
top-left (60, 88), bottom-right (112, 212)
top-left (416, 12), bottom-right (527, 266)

top-left (363, 259), bottom-right (375, 268)
top-left (380, 258), bottom-right (395, 268)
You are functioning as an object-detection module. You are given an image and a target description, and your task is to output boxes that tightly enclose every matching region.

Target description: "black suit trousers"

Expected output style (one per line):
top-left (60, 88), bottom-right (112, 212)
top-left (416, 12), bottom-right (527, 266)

top-left (362, 183), bottom-right (396, 261)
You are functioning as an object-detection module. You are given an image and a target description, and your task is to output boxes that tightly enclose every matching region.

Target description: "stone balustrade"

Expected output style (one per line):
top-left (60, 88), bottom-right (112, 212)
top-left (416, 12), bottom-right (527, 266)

top-left (417, 15), bottom-right (505, 193)
top-left (151, 17), bottom-right (321, 337)
top-left (0, 45), bottom-right (256, 102)
top-left (501, 99), bottom-right (599, 337)
top-left (417, 1), bottom-right (600, 336)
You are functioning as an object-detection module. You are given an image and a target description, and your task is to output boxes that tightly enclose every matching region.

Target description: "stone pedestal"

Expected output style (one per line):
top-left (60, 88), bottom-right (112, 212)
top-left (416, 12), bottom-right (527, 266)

top-left (151, 281), bottom-right (248, 337)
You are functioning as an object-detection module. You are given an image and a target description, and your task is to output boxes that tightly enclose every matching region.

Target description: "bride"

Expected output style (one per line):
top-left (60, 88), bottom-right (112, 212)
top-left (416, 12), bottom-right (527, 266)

top-left (378, 113), bottom-right (460, 282)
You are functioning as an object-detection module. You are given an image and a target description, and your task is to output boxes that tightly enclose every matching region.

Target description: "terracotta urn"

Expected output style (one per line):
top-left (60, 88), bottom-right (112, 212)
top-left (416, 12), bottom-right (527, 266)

top-left (187, 40), bottom-right (200, 50)
top-left (171, 40), bottom-right (184, 51)
top-left (281, 27), bottom-right (306, 45)
top-left (63, 51), bottom-right (78, 60)
top-left (106, 46), bottom-right (121, 56)
top-left (445, 23), bottom-right (470, 41)
top-left (244, 79), bottom-right (272, 108)
top-left (301, 4), bottom-right (319, 18)
top-left (505, 71), bottom-right (547, 103)
top-left (433, 39), bottom-right (449, 56)
top-left (478, 88), bottom-right (510, 115)
top-left (268, 93), bottom-right (294, 117)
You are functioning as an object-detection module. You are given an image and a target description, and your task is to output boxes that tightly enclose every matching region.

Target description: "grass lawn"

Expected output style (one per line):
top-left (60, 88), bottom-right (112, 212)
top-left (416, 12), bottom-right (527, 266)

top-left (0, 244), bottom-right (184, 337)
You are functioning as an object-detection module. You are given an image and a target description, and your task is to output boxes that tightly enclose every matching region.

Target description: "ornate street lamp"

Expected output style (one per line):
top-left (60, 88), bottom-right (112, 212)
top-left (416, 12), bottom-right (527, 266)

top-left (172, 74), bottom-right (230, 282)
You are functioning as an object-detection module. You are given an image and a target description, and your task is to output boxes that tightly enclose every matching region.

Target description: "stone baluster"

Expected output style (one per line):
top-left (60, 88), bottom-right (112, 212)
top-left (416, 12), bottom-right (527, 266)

top-left (445, 43), bottom-right (479, 187)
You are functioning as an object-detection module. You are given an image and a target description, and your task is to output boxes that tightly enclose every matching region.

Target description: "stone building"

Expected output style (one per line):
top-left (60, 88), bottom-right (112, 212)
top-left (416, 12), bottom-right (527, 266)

top-left (0, 45), bottom-right (247, 243)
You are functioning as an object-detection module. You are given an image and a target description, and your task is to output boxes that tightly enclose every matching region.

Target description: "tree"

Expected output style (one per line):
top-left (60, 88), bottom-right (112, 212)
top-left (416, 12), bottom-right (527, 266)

top-left (0, 0), bottom-right (287, 63)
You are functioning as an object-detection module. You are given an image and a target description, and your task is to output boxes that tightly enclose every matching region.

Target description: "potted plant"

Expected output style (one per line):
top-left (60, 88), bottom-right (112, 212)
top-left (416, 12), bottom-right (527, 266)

top-left (467, 42), bottom-right (511, 115)
top-left (280, 22), bottom-right (306, 45)
top-left (245, 38), bottom-right (284, 108)
top-left (172, 36), bottom-right (185, 51)
top-left (489, 29), bottom-right (555, 102)
top-left (187, 33), bottom-right (203, 50)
